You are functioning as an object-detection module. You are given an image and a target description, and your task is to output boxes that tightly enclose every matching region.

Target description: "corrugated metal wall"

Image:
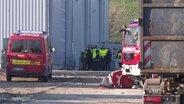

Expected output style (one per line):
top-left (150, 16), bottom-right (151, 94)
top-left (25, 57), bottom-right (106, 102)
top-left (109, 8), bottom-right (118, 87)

top-left (71, 0), bottom-right (85, 69)
top-left (50, 0), bottom-right (109, 69)
top-left (0, 0), bottom-right (49, 64)
top-left (0, 0), bottom-right (109, 70)
top-left (50, 0), bottom-right (67, 69)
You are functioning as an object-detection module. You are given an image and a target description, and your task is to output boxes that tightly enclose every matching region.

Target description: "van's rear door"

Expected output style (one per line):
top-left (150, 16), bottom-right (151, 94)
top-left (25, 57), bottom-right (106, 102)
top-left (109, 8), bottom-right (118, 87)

top-left (7, 38), bottom-right (45, 73)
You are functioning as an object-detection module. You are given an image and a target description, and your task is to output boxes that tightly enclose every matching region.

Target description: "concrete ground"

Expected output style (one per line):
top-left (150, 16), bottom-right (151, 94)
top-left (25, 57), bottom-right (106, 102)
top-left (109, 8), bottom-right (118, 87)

top-left (0, 69), bottom-right (142, 104)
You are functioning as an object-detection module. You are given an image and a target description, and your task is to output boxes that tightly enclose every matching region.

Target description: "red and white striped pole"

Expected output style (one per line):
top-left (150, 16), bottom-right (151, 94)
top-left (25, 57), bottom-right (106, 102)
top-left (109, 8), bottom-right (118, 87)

top-left (144, 41), bottom-right (151, 68)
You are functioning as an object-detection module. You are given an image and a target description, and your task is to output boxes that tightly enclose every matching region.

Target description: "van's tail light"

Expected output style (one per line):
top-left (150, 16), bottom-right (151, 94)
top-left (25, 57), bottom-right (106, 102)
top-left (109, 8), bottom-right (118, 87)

top-left (144, 96), bottom-right (161, 103)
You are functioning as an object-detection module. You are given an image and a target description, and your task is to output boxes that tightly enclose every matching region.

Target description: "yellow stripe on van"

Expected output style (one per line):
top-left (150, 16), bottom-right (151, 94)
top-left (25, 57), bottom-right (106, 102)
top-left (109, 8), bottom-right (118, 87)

top-left (12, 60), bottom-right (31, 65)
top-left (33, 61), bottom-right (40, 65)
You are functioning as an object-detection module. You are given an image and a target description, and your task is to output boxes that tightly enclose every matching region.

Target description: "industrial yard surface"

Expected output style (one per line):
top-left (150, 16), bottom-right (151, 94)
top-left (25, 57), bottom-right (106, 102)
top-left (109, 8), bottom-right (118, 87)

top-left (0, 69), bottom-right (142, 104)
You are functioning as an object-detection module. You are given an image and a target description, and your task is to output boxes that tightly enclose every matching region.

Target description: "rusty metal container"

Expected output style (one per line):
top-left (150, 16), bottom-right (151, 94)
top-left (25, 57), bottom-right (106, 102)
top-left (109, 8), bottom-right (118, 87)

top-left (140, 0), bottom-right (184, 74)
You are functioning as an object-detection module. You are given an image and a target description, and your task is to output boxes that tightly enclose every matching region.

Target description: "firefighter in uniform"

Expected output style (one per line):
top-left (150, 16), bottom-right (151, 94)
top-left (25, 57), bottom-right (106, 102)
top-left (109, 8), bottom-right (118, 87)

top-left (85, 45), bottom-right (92, 70)
top-left (91, 45), bottom-right (100, 70)
top-left (99, 45), bottom-right (108, 70)
top-left (105, 48), bottom-right (112, 70)
top-left (91, 45), bottom-right (99, 59)
top-left (118, 50), bottom-right (122, 68)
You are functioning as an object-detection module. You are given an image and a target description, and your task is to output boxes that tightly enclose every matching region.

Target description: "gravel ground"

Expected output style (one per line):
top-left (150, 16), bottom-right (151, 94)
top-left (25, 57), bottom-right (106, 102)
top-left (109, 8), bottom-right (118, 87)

top-left (0, 69), bottom-right (143, 104)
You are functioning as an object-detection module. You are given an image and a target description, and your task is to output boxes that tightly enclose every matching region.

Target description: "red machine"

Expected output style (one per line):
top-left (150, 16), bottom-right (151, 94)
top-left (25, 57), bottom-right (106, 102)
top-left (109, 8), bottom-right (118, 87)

top-left (109, 20), bottom-right (141, 88)
top-left (6, 31), bottom-right (55, 82)
top-left (121, 19), bottom-right (140, 76)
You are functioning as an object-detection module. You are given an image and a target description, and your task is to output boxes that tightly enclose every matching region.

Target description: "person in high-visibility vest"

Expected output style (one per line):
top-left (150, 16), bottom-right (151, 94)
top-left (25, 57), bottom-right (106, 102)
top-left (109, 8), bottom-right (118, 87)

top-left (84, 45), bottom-right (92, 70)
top-left (91, 45), bottom-right (99, 59)
top-left (99, 45), bottom-right (108, 70)
top-left (117, 50), bottom-right (122, 68)
top-left (105, 48), bottom-right (112, 70)
top-left (99, 45), bottom-right (108, 58)
top-left (91, 45), bottom-right (100, 70)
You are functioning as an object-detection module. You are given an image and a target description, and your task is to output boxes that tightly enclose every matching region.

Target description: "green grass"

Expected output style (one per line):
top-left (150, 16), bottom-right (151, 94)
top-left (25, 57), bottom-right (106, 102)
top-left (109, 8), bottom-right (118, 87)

top-left (109, 0), bottom-right (139, 42)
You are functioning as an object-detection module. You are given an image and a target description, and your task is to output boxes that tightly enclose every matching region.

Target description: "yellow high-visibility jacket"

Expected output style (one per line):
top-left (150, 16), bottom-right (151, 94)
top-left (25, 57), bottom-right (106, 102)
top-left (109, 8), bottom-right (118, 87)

top-left (99, 49), bottom-right (108, 58)
top-left (118, 53), bottom-right (122, 63)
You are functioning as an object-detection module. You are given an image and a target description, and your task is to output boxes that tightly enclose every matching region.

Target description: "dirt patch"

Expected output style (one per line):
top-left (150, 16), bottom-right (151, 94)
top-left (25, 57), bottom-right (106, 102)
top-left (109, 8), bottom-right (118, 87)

top-left (0, 69), bottom-right (142, 104)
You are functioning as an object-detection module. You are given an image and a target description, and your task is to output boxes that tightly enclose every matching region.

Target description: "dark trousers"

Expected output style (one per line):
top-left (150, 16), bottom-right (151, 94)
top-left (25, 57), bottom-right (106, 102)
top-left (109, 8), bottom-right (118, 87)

top-left (100, 58), bottom-right (106, 70)
top-left (92, 59), bottom-right (101, 70)
top-left (106, 61), bottom-right (111, 70)
top-left (118, 63), bottom-right (122, 68)
top-left (86, 59), bottom-right (92, 70)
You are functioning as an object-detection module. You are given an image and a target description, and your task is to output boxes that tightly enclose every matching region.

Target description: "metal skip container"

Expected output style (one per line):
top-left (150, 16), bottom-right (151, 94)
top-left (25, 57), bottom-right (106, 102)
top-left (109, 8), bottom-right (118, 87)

top-left (141, 0), bottom-right (184, 74)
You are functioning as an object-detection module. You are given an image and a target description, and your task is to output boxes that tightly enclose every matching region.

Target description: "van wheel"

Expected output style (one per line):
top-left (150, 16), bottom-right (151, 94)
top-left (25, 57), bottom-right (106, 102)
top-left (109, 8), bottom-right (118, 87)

top-left (42, 76), bottom-right (48, 82)
top-left (6, 75), bottom-right (12, 81)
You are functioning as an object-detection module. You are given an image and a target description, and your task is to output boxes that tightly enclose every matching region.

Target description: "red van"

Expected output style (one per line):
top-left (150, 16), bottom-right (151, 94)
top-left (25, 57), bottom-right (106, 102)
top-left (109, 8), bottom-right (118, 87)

top-left (6, 31), bottom-right (55, 82)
